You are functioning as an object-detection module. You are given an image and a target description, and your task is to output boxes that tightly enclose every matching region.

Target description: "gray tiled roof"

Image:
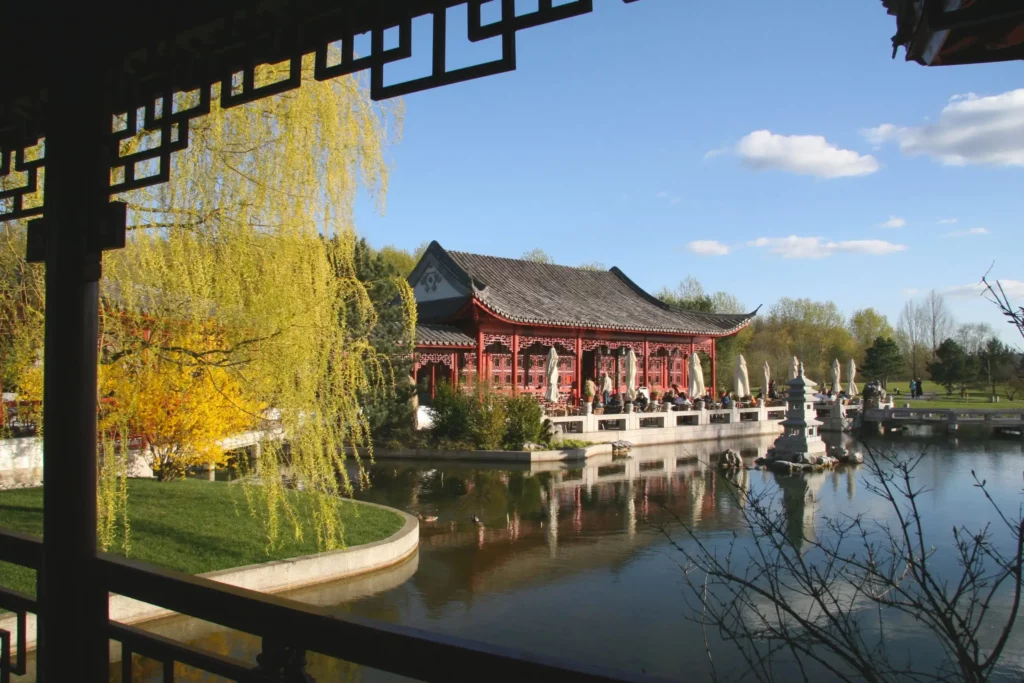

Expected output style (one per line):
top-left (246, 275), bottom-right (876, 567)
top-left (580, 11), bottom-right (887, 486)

top-left (430, 246), bottom-right (754, 335)
top-left (415, 323), bottom-right (475, 347)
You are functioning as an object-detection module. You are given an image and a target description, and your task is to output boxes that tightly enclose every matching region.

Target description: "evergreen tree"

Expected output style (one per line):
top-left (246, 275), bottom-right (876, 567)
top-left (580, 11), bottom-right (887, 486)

top-left (352, 238), bottom-right (417, 439)
top-left (927, 339), bottom-right (976, 397)
top-left (978, 337), bottom-right (1016, 399)
top-left (861, 336), bottom-right (903, 389)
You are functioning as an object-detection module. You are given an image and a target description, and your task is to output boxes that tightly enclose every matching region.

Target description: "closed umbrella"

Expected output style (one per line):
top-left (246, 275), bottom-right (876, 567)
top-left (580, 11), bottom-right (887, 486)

top-left (789, 355), bottom-right (800, 381)
top-left (831, 358), bottom-right (841, 393)
top-left (689, 353), bottom-right (705, 399)
top-left (545, 347), bottom-right (560, 402)
top-left (734, 354), bottom-right (750, 398)
top-left (625, 348), bottom-right (638, 401)
top-left (846, 359), bottom-right (858, 397)
top-left (763, 360), bottom-right (771, 397)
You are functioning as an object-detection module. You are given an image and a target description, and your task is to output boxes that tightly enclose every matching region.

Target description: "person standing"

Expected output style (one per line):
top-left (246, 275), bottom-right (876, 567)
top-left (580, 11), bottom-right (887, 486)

top-left (909, 379), bottom-right (916, 398)
top-left (601, 372), bottom-right (612, 405)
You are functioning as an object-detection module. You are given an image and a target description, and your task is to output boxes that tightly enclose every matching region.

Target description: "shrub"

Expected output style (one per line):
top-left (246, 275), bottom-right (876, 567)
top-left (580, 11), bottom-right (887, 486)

top-left (471, 383), bottom-right (507, 450)
top-left (428, 381), bottom-right (475, 443)
top-left (503, 394), bottom-right (544, 450)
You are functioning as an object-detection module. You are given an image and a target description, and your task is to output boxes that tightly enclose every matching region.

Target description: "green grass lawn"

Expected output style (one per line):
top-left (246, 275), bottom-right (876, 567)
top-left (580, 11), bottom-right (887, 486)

top-left (886, 380), bottom-right (1023, 411)
top-left (0, 478), bottom-right (403, 599)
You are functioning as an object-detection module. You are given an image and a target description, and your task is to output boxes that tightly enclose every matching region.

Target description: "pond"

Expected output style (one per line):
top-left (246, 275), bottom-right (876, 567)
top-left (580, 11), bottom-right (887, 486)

top-left (115, 430), bottom-right (1024, 681)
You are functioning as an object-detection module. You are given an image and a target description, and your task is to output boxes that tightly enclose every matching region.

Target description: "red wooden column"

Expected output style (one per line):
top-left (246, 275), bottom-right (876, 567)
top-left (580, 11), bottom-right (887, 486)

top-left (711, 339), bottom-right (717, 397)
top-left (575, 333), bottom-right (583, 403)
top-left (452, 352), bottom-right (459, 387)
top-left (477, 331), bottom-right (485, 385)
top-left (614, 352), bottom-right (620, 395)
top-left (511, 331), bottom-right (519, 394)
top-left (643, 340), bottom-right (650, 387)
top-left (430, 363), bottom-right (436, 399)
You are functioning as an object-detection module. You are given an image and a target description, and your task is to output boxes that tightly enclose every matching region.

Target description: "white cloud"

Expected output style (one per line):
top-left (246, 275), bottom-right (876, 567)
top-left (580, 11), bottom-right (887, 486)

top-left (656, 191), bottom-right (669, 199)
top-left (863, 89), bottom-right (1024, 166)
top-left (902, 288), bottom-right (920, 297)
top-left (880, 216), bottom-right (905, 228)
top-left (938, 217), bottom-right (958, 224)
top-left (735, 130), bottom-right (879, 178)
top-left (687, 240), bottom-right (730, 256)
top-left (945, 227), bottom-right (989, 237)
top-left (704, 147), bottom-right (729, 160)
top-left (669, 197), bottom-right (681, 205)
top-left (747, 236), bottom-right (907, 259)
top-left (946, 280), bottom-right (1024, 299)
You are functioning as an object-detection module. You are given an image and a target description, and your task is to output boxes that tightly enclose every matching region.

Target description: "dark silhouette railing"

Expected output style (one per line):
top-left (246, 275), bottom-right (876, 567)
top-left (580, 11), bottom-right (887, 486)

top-left (0, 527), bottom-right (665, 682)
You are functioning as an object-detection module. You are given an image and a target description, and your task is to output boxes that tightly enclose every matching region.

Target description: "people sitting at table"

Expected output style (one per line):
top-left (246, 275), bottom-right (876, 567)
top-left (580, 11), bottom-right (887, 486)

top-left (635, 392), bottom-right (649, 412)
top-left (674, 392), bottom-right (688, 408)
top-left (720, 392), bottom-right (732, 409)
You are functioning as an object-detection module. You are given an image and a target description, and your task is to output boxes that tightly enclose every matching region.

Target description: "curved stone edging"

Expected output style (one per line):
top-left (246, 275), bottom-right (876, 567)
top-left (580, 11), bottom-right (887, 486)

top-left (0, 500), bottom-right (418, 651)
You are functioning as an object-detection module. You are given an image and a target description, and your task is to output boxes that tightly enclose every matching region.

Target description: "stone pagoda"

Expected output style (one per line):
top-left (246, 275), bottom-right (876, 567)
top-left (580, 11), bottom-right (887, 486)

top-left (773, 362), bottom-right (827, 460)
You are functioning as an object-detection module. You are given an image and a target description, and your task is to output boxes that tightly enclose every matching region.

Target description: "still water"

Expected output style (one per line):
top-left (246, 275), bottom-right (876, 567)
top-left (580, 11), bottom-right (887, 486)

top-left (121, 431), bottom-right (1024, 681)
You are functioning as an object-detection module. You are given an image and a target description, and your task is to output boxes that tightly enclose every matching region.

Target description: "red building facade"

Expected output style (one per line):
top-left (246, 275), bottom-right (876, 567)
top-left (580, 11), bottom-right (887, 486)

top-left (411, 242), bottom-right (756, 404)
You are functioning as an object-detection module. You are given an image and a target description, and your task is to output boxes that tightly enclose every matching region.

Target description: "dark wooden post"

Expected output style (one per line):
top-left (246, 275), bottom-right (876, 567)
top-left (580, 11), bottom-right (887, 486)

top-left (37, 40), bottom-right (112, 681)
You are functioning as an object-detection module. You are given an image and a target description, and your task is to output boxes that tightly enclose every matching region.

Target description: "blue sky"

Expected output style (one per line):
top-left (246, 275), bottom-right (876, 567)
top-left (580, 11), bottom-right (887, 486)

top-left (353, 0), bottom-right (1023, 342)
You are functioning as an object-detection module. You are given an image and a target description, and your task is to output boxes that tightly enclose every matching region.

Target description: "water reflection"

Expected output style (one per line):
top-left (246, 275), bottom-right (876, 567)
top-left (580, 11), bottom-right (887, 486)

top-left (109, 432), bottom-right (1024, 682)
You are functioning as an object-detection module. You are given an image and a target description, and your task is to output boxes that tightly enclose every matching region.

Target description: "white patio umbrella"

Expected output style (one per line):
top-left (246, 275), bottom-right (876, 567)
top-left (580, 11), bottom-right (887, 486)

top-left (763, 360), bottom-right (771, 396)
top-left (545, 347), bottom-right (560, 403)
top-left (734, 354), bottom-right (750, 398)
top-left (846, 358), bottom-right (858, 396)
top-left (689, 353), bottom-right (705, 399)
top-left (789, 355), bottom-right (800, 381)
top-left (831, 358), bottom-right (841, 393)
top-left (624, 348), bottom-right (638, 401)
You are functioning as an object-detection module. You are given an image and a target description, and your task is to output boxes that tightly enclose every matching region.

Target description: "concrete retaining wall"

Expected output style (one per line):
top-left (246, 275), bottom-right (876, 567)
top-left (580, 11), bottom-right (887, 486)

top-left (0, 500), bottom-right (418, 652)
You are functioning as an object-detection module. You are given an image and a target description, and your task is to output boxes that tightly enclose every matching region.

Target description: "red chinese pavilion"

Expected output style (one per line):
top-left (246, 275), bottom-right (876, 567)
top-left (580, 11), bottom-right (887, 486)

top-left (410, 242), bottom-right (757, 404)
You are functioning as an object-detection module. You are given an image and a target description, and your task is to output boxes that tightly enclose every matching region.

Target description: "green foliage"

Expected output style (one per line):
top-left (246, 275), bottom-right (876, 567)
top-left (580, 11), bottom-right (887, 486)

top-left (521, 248), bottom-right (554, 264)
top-left (927, 338), bottom-right (977, 396)
top-left (350, 238), bottom-right (417, 439)
top-left (377, 244), bottom-right (419, 277)
top-left (503, 394), bottom-right (544, 450)
top-left (428, 382), bottom-right (549, 451)
top-left (978, 337), bottom-right (1018, 398)
top-left (744, 297), bottom-right (857, 383)
top-left (472, 382), bottom-right (508, 450)
top-left (429, 381), bottom-right (476, 444)
top-left (861, 336), bottom-right (903, 388)
top-left (848, 308), bottom-right (894, 352)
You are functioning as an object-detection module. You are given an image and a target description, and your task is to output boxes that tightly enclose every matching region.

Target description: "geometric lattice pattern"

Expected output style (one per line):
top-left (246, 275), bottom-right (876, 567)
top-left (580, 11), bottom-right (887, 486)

top-left (0, 140), bottom-right (45, 220)
top-left (0, 0), bottom-right (640, 223)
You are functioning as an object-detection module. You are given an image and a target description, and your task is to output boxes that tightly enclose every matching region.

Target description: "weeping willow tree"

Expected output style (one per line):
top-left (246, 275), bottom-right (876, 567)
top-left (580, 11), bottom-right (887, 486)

top-left (95, 56), bottom-right (414, 551)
